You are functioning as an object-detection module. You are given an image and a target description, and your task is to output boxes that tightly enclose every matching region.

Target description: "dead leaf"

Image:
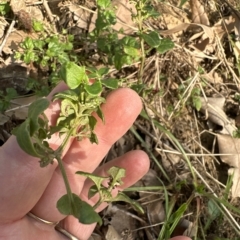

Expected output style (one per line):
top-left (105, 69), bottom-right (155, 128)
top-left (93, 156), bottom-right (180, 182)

top-left (105, 225), bottom-right (121, 240)
top-left (63, 4), bottom-right (92, 30)
top-left (192, 37), bottom-right (210, 52)
top-left (88, 234), bottom-right (102, 240)
top-left (161, 151), bottom-right (182, 170)
top-left (89, 0), bottom-right (136, 38)
top-left (0, 17), bottom-right (8, 39)
top-left (10, 0), bottom-right (26, 13)
top-left (0, 114), bottom-right (9, 125)
top-left (182, 219), bottom-right (197, 237)
top-left (213, 15), bottom-right (235, 40)
top-left (199, 97), bottom-right (236, 135)
top-left (104, 204), bottom-right (137, 239)
top-left (160, 22), bottom-right (214, 43)
top-left (112, 0), bottom-right (137, 35)
top-left (217, 134), bottom-right (240, 198)
top-left (2, 30), bottom-right (37, 55)
top-left (232, 14), bottom-right (240, 64)
top-left (190, 0), bottom-right (209, 25)
top-left (159, 15), bottom-right (235, 62)
top-left (172, 219), bottom-right (193, 237)
top-left (146, 200), bottom-right (165, 231)
top-left (201, 71), bottom-right (223, 84)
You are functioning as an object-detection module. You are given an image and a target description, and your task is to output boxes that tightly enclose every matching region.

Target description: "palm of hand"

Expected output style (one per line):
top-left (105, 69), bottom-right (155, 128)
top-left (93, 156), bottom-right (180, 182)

top-left (0, 85), bottom-right (190, 240)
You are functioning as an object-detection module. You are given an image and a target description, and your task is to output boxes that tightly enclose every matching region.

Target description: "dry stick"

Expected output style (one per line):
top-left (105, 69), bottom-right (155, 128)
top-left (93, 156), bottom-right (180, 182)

top-left (0, 19), bottom-right (16, 56)
top-left (42, 0), bottom-right (57, 32)
top-left (26, 1), bottom-right (43, 6)
top-left (222, 0), bottom-right (240, 21)
top-left (5, 102), bottom-right (33, 113)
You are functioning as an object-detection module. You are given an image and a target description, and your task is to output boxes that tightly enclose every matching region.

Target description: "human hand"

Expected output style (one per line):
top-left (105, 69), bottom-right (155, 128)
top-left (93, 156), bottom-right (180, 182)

top-left (0, 84), bottom-right (190, 240)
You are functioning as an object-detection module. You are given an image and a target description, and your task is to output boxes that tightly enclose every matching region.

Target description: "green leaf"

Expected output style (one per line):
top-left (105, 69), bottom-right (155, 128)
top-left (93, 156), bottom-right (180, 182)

top-left (32, 20), bottom-right (44, 32)
top-left (111, 192), bottom-right (144, 214)
top-left (5, 88), bottom-right (18, 100)
top-left (60, 99), bottom-right (76, 117)
top-left (97, 0), bottom-right (111, 8)
top-left (78, 200), bottom-right (102, 225)
top-left (123, 46), bottom-right (139, 57)
top-left (108, 166), bottom-right (125, 187)
top-left (208, 199), bottom-right (221, 220)
top-left (143, 5), bottom-right (160, 18)
top-left (101, 78), bottom-right (118, 89)
top-left (130, 84), bottom-right (145, 94)
top-left (22, 37), bottom-right (34, 50)
top-left (88, 185), bottom-right (98, 199)
top-left (76, 171), bottom-right (107, 190)
top-left (96, 106), bottom-right (105, 123)
top-left (28, 98), bottom-right (50, 135)
top-left (142, 31), bottom-right (161, 48)
top-left (88, 116), bottom-right (97, 131)
top-left (114, 54), bottom-right (129, 70)
top-left (84, 81), bottom-right (102, 96)
top-left (57, 193), bottom-right (102, 225)
top-left (12, 119), bottom-right (41, 157)
top-left (179, 0), bottom-right (188, 8)
top-left (90, 132), bottom-right (98, 144)
top-left (57, 193), bottom-right (75, 215)
top-left (193, 97), bottom-right (202, 111)
top-left (98, 67), bottom-right (109, 76)
top-left (60, 62), bottom-right (88, 89)
top-left (53, 89), bottom-right (79, 102)
top-left (33, 39), bottom-right (45, 50)
top-left (156, 38), bottom-right (174, 54)
top-left (23, 51), bottom-right (35, 64)
top-left (0, 2), bottom-right (10, 15)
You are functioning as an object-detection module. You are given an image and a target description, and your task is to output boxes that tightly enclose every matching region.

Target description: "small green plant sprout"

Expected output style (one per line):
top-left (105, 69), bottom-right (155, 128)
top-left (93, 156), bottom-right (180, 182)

top-left (13, 61), bottom-right (143, 224)
top-left (191, 87), bottom-right (202, 111)
top-left (91, 0), bottom-right (141, 70)
top-left (91, 0), bottom-right (174, 72)
top-left (15, 33), bottom-right (75, 72)
top-left (0, 88), bottom-right (18, 113)
top-left (233, 128), bottom-right (240, 138)
top-left (0, 1), bottom-right (10, 16)
top-left (15, 29), bottom-right (77, 96)
top-left (234, 93), bottom-right (240, 102)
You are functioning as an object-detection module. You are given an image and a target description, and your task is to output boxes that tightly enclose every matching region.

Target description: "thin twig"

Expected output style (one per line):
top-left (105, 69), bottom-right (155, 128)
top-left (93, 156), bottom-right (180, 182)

top-left (5, 102), bottom-right (33, 113)
top-left (42, 0), bottom-right (57, 32)
top-left (0, 19), bottom-right (16, 55)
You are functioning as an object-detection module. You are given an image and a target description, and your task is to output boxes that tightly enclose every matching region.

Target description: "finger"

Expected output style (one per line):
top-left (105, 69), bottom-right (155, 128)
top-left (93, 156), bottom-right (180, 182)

top-left (0, 83), bottom-right (69, 223)
top-left (0, 216), bottom-right (66, 240)
top-left (32, 88), bottom-right (143, 222)
top-left (60, 150), bottom-right (150, 240)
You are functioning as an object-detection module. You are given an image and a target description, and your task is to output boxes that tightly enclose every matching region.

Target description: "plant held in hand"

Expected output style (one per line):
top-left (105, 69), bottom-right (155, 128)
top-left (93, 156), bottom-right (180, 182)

top-left (12, 61), bottom-right (143, 225)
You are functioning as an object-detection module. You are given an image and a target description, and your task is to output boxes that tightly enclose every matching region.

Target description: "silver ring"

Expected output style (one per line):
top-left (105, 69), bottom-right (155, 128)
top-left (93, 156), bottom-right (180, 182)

top-left (27, 212), bottom-right (79, 239)
top-left (27, 212), bottom-right (59, 226)
top-left (55, 225), bottom-right (79, 240)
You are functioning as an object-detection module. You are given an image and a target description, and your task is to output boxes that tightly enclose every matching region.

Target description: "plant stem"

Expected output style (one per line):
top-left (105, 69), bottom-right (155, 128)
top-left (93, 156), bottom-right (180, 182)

top-left (57, 128), bottom-right (74, 153)
top-left (56, 155), bottom-right (74, 211)
top-left (136, 1), bottom-right (145, 83)
top-left (55, 128), bottom-right (75, 213)
top-left (93, 198), bottom-right (103, 210)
